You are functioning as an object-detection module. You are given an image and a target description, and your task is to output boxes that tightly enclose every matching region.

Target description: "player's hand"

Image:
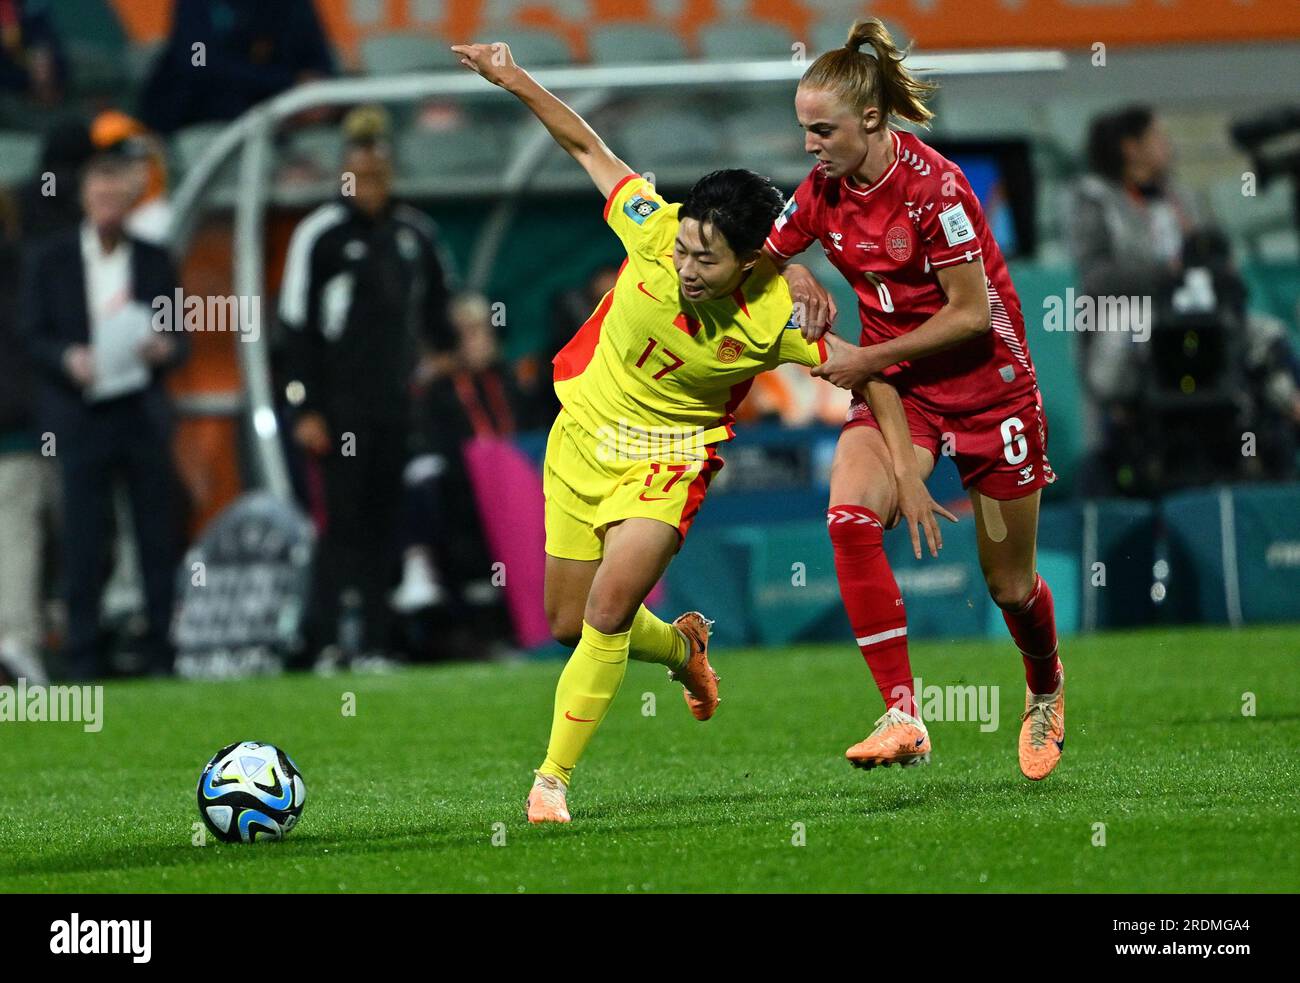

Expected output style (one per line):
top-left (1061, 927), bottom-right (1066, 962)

top-left (897, 472), bottom-right (958, 559)
top-left (450, 42), bottom-right (523, 90)
top-left (293, 412), bottom-right (331, 456)
top-left (782, 263), bottom-right (835, 341)
top-left (812, 334), bottom-right (879, 391)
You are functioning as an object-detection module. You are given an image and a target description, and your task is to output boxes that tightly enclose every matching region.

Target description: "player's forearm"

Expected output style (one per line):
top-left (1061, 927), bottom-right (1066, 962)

top-left (869, 302), bottom-right (989, 371)
top-left (505, 71), bottom-right (609, 163)
top-left (863, 378), bottom-right (918, 479)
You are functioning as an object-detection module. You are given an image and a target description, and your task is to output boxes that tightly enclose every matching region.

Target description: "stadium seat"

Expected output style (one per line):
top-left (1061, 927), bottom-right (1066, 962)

top-left (408, 0), bottom-right (445, 27)
top-left (0, 130), bottom-right (41, 187)
top-left (360, 33), bottom-right (448, 75)
top-left (810, 17), bottom-right (913, 56)
top-left (482, 27), bottom-right (574, 67)
top-left (397, 124), bottom-right (506, 177)
top-left (588, 24), bottom-right (690, 64)
top-left (125, 41), bottom-right (165, 88)
top-left (610, 108), bottom-right (724, 169)
top-left (172, 123), bottom-right (233, 178)
top-left (348, 0), bottom-right (386, 28)
top-left (721, 101), bottom-right (805, 171)
top-left (697, 22), bottom-right (796, 61)
top-left (46, 0), bottom-right (128, 49)
top-left (280, 127), bottom-right (345, 174)
top-left (46, 0), bottom-right (130, 95)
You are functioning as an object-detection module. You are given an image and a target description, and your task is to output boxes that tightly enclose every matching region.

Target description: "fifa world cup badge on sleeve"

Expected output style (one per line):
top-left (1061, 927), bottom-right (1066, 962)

top-left (625, 194), bottom-right (660, 224)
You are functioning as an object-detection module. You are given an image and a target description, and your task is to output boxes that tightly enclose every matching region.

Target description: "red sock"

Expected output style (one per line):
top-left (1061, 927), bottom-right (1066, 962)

top-left (1001, 574), bottom-right (1061, 694)
top-left (828, 505), bottom-right (914, 716)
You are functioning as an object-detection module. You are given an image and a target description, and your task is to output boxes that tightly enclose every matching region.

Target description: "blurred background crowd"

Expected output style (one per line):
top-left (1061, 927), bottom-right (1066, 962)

top-left (0, 0), bottom-right (1297, 683)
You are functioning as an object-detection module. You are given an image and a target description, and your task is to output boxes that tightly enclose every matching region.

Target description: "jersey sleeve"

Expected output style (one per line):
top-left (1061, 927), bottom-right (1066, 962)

top-left (604, 173), bottom-right (673, 254)
top-left (763, 175), bottom-right (817, 261)
top-left (775, 319), bottom-right (828, 369)
top-left (912, 175), bottom-right (985, 269)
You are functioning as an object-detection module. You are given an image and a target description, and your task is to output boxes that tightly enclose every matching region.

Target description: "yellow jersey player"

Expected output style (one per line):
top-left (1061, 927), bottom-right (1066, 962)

top-left (452, 40), bottom-right (947, 823)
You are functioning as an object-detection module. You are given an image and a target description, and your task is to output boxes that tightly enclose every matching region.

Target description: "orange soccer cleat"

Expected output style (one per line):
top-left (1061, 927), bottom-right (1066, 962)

top-left (1019, 669), bottom-right (1065, 781)
top-left (668, 612), bottom-right (720, 721)
top-left (525, 771), bottom-right (571, 824)
top-left (845, 706), bottom-right (932, 769)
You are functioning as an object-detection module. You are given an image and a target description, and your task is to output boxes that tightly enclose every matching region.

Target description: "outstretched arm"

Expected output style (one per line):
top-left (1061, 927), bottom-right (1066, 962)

top-left (451, 41), bottom-right (632, 198)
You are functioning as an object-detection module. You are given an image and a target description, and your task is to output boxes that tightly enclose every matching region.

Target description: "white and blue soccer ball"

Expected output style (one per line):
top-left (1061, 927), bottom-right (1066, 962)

top-left (197, 741), bottom-right (307, 843)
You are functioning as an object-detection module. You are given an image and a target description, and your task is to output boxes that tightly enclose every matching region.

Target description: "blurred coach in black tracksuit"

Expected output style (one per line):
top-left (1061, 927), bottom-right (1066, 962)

top-left (20, 153), bottom-right (188, 680)
top-left (279, 108), bottom-right (455, 661)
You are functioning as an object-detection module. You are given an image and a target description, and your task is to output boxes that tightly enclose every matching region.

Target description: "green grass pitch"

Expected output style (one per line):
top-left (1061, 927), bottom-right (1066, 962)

top-left (2, 624), bottom-right (1297, 893)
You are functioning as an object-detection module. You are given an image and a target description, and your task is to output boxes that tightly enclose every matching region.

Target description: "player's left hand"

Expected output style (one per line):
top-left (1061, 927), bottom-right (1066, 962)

top-left (812, 334), bottom-right (883, 391)
top-left (896, 472), bottom-right (959, 559)
top-left (451, 42), bottom-right (523, 90)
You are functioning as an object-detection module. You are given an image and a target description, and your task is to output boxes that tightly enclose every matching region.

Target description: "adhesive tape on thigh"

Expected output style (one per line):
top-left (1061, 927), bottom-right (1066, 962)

top-left (979, 493), bottom-right (1008, 543)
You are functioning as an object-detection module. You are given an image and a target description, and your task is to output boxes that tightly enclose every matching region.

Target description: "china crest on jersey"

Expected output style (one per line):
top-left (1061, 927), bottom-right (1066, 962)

top-left (717, 336), bottom-right (746, 363)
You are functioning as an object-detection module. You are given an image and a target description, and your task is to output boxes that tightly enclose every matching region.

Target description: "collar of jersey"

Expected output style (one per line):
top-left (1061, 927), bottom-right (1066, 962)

top-left (842, 128), bottom-right (903, 199)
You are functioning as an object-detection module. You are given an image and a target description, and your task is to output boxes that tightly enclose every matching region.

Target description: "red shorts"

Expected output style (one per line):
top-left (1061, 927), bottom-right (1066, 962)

top-left (844, 386), bottom-right (1056, 500)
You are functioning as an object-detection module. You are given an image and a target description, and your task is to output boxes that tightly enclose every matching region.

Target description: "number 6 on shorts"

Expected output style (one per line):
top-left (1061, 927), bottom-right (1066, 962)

top-left (1000, 416), bottom-right (1027, 465)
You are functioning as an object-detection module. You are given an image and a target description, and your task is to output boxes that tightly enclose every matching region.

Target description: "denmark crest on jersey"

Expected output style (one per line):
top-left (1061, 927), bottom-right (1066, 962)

top-left (885, 225), bottom-right (912, 262)
top-left (717, 336), bottom-right (746, 363)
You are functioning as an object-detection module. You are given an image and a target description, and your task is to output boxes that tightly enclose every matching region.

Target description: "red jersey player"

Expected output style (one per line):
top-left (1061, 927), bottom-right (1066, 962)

top-left (765, 18), bottom-right (1065, 781)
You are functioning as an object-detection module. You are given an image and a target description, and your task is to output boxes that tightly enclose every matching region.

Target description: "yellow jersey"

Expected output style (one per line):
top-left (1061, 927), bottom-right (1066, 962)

top-left (553, 174), bottom-right (826, 459)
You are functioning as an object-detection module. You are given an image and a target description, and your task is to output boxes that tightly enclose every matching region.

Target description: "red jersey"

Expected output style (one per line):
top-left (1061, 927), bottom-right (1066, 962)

top-left (765, 128), bottom-right (1036, 415)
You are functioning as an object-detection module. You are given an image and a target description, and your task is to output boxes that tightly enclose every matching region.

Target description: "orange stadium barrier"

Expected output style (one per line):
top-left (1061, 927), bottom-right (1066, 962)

top-left (108, 0), bottom-right (1300, 58)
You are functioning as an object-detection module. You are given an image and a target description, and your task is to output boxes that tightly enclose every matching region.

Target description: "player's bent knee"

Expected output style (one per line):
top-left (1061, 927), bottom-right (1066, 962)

top-left (551, 626), bottom-right (582, 648)
top-left (582, 598), bottom-right (638, 637)
top-left (545, 607), bottom-right (583, 647)
top-left (987, 573), bottom-right (1036, 610)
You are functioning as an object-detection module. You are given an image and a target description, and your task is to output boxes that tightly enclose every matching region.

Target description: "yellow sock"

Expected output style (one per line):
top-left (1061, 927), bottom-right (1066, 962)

top-left (629, 605), bottom-right (687, 671)
top-left (537, 621), bottom-right (629, 787)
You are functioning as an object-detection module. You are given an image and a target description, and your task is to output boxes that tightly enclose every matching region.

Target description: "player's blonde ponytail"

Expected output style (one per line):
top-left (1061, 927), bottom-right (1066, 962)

top-left (800, 18), bottom-right (936, 127)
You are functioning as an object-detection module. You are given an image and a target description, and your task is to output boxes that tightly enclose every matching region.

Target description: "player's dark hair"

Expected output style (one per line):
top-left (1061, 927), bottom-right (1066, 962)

top-left (1086, 105), bottom-right (1156, 182)
top-left (800, 18), bottom-right (936, 126)
top-left (679, 169), bottom-right (785, 257)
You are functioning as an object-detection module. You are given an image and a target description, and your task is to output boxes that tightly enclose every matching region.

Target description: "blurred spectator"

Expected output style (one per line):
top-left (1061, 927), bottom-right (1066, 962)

top-left (91, 110), bottom-right (172, 247)
top-left (14, 117), bottom-right (92, 243)
top-left (403, 293), bottom-right (522, 660)
top-left (19, 153), bottom-right (188, 680)
top-left (0, 0), bottom-right (66, 106)
top-left (0, 182), bottom-right (53, 684)
top-left (1072, 105), bottom-right (1205, 493)
top-left (279, 106), bottom-right (455, 667)
top-left (139, 0), bottom-right (335, 134)
top-left (1072, 105), bottom-right (1300, 492)
top-left (1072, 106), bottom-right (1197, 407)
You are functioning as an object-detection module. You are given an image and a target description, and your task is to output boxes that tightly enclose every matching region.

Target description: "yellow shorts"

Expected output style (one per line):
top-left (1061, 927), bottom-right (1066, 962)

top-left (542, 409), bottom-right (723, 561)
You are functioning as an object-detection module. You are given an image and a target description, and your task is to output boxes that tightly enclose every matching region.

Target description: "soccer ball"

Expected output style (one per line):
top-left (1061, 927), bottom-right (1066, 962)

top-left (197, 741), bottom-right (307, 843)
